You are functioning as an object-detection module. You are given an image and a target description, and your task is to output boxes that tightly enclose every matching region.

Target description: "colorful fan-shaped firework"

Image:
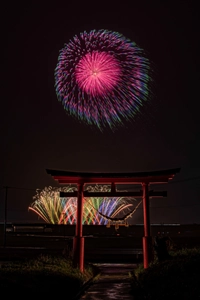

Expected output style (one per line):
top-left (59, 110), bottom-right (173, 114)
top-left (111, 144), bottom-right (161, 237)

top-left (28, 185), bottom-right (141, 225)
top-left (55, 29), bottom-right (153, 130)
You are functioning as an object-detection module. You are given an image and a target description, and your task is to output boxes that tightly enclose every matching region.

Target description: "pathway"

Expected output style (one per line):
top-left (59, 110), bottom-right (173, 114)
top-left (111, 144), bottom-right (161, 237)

top-left (76, 263), bottom-right (137, 300)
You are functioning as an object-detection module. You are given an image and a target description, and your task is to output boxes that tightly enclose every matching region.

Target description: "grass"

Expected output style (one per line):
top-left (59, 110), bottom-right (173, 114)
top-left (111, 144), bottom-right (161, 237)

top-left (1, 244), bottom-right (200, 299)
top-left (131, 247), bottom-right (200, 299)
top-left (0, 254), bottom-right (100, 298)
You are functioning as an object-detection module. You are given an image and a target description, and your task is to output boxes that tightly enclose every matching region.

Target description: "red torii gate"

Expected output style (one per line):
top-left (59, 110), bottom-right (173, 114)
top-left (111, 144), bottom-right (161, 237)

top-left (46, 167), bottom-right (180, 271)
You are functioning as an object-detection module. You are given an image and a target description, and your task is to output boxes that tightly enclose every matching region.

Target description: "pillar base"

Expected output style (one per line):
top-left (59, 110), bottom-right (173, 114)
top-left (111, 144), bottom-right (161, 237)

top-left (143, 236), bottom-right (153, 268)
top-left (73, 236), bottom-right (85, 272)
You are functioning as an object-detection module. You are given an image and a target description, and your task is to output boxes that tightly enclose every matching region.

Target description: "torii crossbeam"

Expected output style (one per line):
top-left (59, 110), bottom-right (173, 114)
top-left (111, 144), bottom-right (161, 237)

top-left (46, 167), bottom-right (180, 271)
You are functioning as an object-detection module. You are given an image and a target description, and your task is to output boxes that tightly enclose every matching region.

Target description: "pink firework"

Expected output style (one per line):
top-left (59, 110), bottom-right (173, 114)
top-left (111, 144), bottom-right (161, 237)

top-left (55, 29), bottom-right (153, 130)
top-left (75, 51), bottom-right (121, 96)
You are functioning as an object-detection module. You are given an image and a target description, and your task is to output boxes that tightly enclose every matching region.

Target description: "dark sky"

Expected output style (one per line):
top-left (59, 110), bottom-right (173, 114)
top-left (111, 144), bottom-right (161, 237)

top-left (1, 1), bottom-right (200, 224)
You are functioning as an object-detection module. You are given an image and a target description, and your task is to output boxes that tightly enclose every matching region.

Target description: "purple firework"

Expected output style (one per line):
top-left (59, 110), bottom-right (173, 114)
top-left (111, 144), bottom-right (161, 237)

top-left (55, 29), bottom-right (152, 130)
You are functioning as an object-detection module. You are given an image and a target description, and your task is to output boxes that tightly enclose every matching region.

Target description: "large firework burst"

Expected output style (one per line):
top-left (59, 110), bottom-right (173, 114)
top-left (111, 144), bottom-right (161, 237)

top-left (55, 29), bottom-right (153, 130)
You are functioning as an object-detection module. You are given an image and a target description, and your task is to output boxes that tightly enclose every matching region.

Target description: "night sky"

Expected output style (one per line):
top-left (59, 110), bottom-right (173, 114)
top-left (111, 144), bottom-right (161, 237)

top-left (1, 1), bottom-right (200, 224)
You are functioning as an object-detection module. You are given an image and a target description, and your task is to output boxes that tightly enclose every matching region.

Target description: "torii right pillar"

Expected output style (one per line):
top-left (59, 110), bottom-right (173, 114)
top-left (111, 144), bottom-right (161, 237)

top-left (142, 182), bottom-right (153, 269)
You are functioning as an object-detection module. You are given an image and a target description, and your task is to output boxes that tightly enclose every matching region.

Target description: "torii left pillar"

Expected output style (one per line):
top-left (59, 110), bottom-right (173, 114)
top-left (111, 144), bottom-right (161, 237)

top-left (72, 182), bottom-right (84, 272)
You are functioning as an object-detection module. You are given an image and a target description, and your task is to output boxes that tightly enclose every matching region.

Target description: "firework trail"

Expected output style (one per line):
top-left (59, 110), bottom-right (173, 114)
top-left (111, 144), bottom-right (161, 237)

top-left (28, 186), bottom-right (77, 224)
top-left (55, 29), bottom-right (153, 130)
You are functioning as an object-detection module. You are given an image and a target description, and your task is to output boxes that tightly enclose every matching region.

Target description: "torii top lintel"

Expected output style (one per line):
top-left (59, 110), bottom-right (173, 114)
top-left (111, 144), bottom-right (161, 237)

top-left (46, 167), bottom-right (181, 185)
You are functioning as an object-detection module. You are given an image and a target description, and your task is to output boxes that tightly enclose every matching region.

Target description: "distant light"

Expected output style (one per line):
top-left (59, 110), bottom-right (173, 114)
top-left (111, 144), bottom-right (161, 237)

top-left (136, 223), bottom-right (180, 226)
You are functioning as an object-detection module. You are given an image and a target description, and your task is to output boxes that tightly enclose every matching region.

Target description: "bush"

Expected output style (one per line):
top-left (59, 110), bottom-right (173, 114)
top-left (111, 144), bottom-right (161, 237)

top-left (0, 254), bottom-right (99, 297)
top-left (131, 247), bottom-right (200, 299)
